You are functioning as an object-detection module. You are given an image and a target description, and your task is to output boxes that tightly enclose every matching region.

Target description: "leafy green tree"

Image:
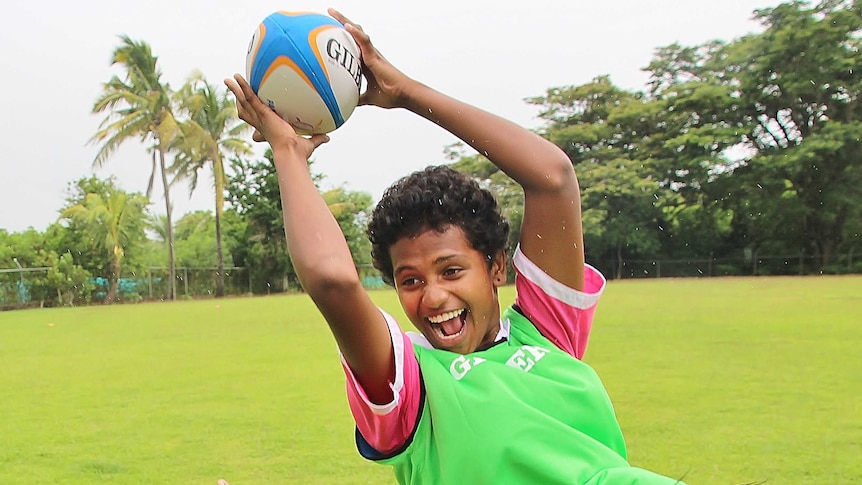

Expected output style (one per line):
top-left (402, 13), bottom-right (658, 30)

top-left (145, 211), bottom-right (170, 245)
top-left (226, 152), bottom-right (372, 293)
top-left (1, 229), bottom-right (44, 306)
top-left (91, 35), bottom-right (180, 299)
top-left (53, 177), bottom-right (116, 279)
top-left (226, 154), bottom-right (295, 292)
top-left (61, 191), bottom-right (148, 302)
top-left (172, 72), bottom-right (251, 297)
top-left (0, 230), bottom-right (94, 307)
top-left (43, 251), bottom-right (95, 306)
top-left (172, 210), bottom-right (221, 268)
top-left (645, 0), bottom-right (862, 270)
top-left (323, 187), bottom-right (373, 269)
top-left (54, 177), bottom-right (150, 280)
top-left (737, 1), bottom-right (861, 267)
top-left (580, 160), bottom-right (663, 278)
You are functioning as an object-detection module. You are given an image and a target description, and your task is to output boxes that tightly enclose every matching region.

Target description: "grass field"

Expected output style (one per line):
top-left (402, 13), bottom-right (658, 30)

top-left (0, 275), bottom-right (859, 484)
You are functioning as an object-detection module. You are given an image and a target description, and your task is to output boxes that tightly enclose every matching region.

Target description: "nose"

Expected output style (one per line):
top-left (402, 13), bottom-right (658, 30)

top-left (421, 282), bottom-right (447, 310)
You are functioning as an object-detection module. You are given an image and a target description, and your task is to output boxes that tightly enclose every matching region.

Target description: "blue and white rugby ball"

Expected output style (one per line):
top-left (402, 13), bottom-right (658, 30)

top-left (246, 11), bottom-right (361, 134)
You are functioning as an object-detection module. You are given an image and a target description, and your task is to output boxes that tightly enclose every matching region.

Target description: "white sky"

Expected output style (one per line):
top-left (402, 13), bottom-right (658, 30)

top-left (0, 0), bottom-right (777, 233)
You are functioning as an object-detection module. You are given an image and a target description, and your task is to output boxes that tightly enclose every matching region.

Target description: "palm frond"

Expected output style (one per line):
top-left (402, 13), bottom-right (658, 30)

top-left (90, 118), bottom-right (150, 168)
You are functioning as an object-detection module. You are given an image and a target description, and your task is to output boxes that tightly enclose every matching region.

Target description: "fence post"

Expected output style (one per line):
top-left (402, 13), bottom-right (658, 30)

top-left (148, 268), bottom-right (153, 300)
top-left (13, 258), bottom-right (25, 308)
top-left (183, 267), bottom-right (189, 296)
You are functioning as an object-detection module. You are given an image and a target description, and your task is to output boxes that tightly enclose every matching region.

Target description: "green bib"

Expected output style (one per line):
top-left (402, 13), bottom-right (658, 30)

top-left (373, 306), bottom-right (684, 485)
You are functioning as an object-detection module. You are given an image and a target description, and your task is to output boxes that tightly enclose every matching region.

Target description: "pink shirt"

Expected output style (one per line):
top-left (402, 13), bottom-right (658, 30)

top-left (340, 246), bottom-right (606, 455)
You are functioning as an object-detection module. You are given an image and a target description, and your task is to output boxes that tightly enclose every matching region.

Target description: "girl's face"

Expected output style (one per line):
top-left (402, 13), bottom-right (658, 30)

top-left (389, 225), bottom-right (506, 354)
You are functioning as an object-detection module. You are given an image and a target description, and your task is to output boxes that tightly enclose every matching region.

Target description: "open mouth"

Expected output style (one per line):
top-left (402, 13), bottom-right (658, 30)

top-left (427, 308), bottom-right (467, 341)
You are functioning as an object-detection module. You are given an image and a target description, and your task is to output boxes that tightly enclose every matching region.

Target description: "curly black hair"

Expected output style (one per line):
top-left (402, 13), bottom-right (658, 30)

top-left (367, 165), bottom-right (510, 286)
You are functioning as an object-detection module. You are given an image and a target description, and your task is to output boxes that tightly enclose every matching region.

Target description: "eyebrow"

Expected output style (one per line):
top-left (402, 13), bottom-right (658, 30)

top-left (394, 254), bottom-right (460, 276)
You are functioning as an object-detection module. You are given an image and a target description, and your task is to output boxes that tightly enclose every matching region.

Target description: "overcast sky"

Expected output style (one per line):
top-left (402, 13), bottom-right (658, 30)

top-left (1, 0), bottom-right (779, 233)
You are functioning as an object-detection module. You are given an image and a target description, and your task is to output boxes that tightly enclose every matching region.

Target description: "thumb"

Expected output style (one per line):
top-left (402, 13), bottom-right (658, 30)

top-left (309, 134), bottom-right (331, 150)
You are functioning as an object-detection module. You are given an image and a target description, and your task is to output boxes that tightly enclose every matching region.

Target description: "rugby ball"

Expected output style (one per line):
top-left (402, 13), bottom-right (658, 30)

top-left (246, 11), bottom-right (361, 134)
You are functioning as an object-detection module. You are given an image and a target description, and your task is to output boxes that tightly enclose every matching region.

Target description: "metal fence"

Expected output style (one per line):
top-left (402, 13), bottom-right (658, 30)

top-left (3, 254), bottom-right (858, 309)
top-left (131, 267), bottom-right (252, 301)
top-left (0, 266), bottom-right (50, 309)
top-left (0, 264), bottom-right (390, 309)
top-left (594, 253), bottom-right (861, 279)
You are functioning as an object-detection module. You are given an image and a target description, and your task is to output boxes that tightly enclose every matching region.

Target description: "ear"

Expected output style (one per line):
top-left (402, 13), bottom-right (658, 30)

top-left (490, 250), bottom-right (507, 287)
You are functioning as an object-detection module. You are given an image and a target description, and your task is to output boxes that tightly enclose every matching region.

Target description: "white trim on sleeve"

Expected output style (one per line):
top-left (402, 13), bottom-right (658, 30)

top-left (339, 308), bottom-right (405, 416)
top-left (512, 244), bottom-right (605, 309)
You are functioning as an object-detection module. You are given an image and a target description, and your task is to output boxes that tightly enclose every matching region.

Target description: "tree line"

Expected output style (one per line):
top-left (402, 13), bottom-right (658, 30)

top-left (467, 0), bottom-right (861, 279)
top-left (1, 0), bottom-right (859, 308)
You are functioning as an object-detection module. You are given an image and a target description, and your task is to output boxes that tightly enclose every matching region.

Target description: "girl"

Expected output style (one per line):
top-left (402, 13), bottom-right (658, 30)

top-left (224, 8), bottom-right (684, 484)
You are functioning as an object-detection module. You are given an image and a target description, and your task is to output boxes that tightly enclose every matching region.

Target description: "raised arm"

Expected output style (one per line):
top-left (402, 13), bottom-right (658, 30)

top-left (331, 10), bottom-right (585, 291)
top-left (403, 87), bottom-right (585, 290)
top-left (224, 75), bottom-right (394, 404)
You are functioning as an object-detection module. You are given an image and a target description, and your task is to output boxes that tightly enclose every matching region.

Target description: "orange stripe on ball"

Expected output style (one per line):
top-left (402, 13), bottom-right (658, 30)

top-left (261, 56), bottom-right (315, 92)
top-left (308, 25), bottom-right (338, 83)
top-left (277, 10), bottom-right (318, 16)
top-left (248, 24), bottom-right (266, 73)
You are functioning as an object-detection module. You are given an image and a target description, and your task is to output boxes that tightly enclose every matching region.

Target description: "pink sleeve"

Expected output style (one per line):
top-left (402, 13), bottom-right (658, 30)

top-left (340, 309), bottom-right (423, 455)
top-left (513, 246), bottom-right (606, 359)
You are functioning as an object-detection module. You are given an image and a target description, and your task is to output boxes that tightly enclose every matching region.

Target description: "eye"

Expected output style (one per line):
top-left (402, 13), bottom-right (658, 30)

top-left (442, 267), bottom-right (462, 278)
top-left (400, 276), bottom-right (422, 288)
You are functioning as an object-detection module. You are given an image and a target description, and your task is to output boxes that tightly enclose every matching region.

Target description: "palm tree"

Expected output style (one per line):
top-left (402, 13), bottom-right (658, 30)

top-left (172, 72), bottom-right (251, 297)
top-left (91, 35), bottom-right (180, 301)
top-left (62, 192), bottom-right (147, 303)
top-left (145, 212), bottom-right (170, 244)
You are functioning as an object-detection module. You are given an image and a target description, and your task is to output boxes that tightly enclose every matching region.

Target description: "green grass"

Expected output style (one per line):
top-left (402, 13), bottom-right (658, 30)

top-left (0, 275), bottom-right (859, 484)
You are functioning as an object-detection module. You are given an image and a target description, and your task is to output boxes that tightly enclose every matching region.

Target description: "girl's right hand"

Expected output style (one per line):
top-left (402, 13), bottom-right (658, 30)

top-left (224, 74), bottom-right (329, 159)
top-left (328, 8), bottom-right (415, 110)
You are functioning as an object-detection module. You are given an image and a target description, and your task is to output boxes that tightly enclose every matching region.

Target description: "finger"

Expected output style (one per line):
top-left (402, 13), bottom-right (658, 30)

top-left (327, 8), bottom-right (358, 29)
top-left (252, 130), bottom-right (265, 142)
top-left (341, 23), bottom-right (377, 67)
top-left (224, 77), bottom-right (244, 101)
top-left (225, 78), bottom-right (263, 131)
top-left (228, 91), bottom-right (255, 123)
top-left (233, 74), bottom-right (262, 107)
top-left (232, 74), bottom-right (275, 122)
top-left (226, 75), bottom-right (262, 117)
top-left (342, 21), bottom-right (370, 44)
top-left (308, 133), bottom-right (331, 150)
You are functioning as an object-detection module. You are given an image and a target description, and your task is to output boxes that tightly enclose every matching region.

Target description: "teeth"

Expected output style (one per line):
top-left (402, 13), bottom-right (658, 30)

top-left (427, 309), bottom-right (464, 324)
